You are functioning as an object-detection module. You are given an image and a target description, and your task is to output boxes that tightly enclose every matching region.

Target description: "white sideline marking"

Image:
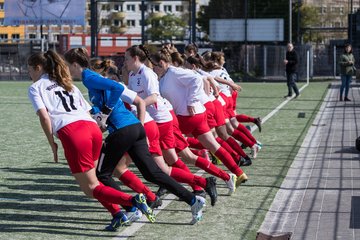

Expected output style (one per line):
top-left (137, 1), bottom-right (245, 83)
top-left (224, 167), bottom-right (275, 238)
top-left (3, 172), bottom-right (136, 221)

top-left (113, 83), bottom-right (309, 239)
top-left (250, 83), bottom-right (309, 132)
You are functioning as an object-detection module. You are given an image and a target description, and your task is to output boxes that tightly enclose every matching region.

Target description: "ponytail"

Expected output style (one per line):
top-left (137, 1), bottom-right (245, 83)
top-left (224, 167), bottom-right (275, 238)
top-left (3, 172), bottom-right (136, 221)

top-left (28, 50), bottom-right (73, 92)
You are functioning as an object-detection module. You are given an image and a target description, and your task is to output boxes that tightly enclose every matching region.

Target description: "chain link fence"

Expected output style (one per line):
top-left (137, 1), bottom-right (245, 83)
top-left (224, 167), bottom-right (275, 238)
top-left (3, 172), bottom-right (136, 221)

top-left (0, 41), bottom-right (359, 81)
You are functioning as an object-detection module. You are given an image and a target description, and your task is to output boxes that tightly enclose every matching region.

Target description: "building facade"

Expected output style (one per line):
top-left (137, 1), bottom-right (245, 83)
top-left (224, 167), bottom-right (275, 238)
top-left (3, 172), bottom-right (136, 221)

top-left (302, 0), bottom-right (360, 43)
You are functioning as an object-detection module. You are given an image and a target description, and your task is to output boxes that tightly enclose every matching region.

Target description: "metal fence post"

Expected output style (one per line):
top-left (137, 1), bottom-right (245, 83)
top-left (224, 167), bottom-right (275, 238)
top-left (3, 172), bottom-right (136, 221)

top-left (264, 45), bottom-right (267, 77)
top-left (333, 45), bottom-right (336, 78)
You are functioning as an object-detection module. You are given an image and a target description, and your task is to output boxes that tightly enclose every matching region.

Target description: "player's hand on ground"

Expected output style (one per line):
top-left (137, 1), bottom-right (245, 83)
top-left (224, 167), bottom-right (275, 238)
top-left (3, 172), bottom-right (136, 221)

top-left (51, 142), bottom-right (58, 163)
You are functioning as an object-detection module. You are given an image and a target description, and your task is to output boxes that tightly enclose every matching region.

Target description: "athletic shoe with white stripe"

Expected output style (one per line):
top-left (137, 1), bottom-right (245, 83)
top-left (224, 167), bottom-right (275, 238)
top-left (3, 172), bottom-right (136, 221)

top-left (225, 173), bottom-right (237, 195)
top-left (190, 196), bottom-right (206, 225)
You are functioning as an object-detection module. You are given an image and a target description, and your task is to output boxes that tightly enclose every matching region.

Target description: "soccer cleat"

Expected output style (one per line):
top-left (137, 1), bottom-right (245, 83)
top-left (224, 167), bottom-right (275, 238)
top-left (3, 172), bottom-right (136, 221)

top-left (256, 141), bottom-right (263, 148)
top-left (210, 152), bottom-right (222, 165)
top-left (156, 186), bottom-right (168, 198)
top-left (190, 196), bottom-right (206, 225)
top-left (199, 149), bottom-right (211, 162)
top-left (236, 173), bottom-right (248, 187)
top-left (294, 93), bottom-right (301, 99)
top-left (254, 117), bottom-right (262, 132)
top-left (105, 211), bottom-right (130, 231)
top-left (148, 196), bottom-right (163, 209)
top-left (204, 177), bottom-right (217, 206)
top-left (344, 97), bottom-right (351, 101)
top-left (125, 208), bottom-right (143, 223)
top-left (193, 189), bottom-right (207, 199)
top-left (251, 144), bottom-right (260, 159)
top-left (239, 156), bottom-right (252, 167)
top-left (132, 193), bottom-right (156, 223)
top-left (225, 173), bottom-right (237, 195)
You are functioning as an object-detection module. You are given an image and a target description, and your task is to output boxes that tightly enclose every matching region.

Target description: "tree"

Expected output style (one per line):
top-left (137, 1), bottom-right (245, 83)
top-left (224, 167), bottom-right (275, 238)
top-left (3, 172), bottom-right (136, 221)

top-left (297, 4), bottom-right (322, 43)
top-left (145, 14), bottom-right (187, 42)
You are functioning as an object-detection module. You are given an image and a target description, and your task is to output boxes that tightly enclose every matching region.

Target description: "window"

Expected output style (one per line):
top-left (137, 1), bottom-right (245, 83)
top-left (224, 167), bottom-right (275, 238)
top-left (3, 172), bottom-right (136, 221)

top-left (151, 4), bottom-right (160, 12)
top-left (322, 7), bottom-right (327, 14)
top-left (101, 4), bottom-right (110, 11)
top-left (12, 34), bottom-right (20, 40)
top-left (126, 4), bottom-right (135, 12)
top-left (139, 4), bottom-right (147, 11)
top-left (0, 34), bottom-right (8, 40)
top-left (114, 4), bottom-right (122, 11)
top-left (164, 5), bottom-right (172, 13)
top-left (127, 19), bottom-right (135, 27)
top-left (114, 19), bottom-right (120, 26)
top-left (340, 7), bottom-right (344, 14)
top-left (29, 34), bottom-right (36, 39)
top-left (53, 34), bottom-right (59, 42)
top-left (0, 3), bottom-right (4, 10)
top-left (0, 18), bottom-right (3, 26)
top-left (139, 20), bottom-right (143, 26)
top-left (176, 5), bottom-right (183, 12)
top-left (101, 19), bottom-right (110, 25)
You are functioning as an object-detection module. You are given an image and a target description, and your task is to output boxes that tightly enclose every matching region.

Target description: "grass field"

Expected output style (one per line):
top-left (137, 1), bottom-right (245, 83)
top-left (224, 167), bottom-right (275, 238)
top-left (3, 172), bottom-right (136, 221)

top-left (0, 80), bottom-right (331, 240)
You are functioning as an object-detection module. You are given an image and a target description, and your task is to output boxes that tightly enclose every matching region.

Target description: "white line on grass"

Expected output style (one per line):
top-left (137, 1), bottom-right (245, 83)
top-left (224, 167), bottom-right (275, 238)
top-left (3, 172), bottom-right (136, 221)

top-left (113, 83), bottom-right (309, 239)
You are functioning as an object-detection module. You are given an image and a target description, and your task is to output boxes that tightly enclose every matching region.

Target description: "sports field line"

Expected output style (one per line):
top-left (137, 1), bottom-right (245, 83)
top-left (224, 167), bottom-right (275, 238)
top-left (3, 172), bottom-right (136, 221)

top-left (113, 83), bottom-right (310, 239)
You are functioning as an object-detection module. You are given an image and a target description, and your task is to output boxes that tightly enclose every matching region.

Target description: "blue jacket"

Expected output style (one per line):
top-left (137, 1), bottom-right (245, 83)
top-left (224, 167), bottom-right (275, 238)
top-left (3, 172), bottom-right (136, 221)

top-left (82, 69), bottom-right (139, 133)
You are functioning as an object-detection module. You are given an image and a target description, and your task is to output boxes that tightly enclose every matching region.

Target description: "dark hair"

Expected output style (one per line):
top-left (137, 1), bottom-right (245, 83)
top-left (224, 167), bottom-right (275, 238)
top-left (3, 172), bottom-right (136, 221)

top-left (187, 54), bottom-right (216, 71)
top-left (64, 47), bottom-right (90, 68)
top-left (344, 43), bottom-right (352, 53)
top-left (28, 50), bottom-right (73, 92)
top-left (91, 59), bottom-right (120, 80)
top-left (151, 47), bottom-right (172, 64)
top-left (185, 43), bottom-right (198, 54)
top-left (170, 52), bottom-right (184, 66)
top-left (126, 45), bottom-right (158, 66)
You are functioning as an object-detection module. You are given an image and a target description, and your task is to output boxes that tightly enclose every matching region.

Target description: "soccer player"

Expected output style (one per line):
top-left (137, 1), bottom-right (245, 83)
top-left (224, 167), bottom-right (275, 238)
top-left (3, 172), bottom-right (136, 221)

top-left (64, 47), bottom-right (206, 225)
top-left (151, 48), bottom-right (248, 186)
top-left (27, 50), bottom-right (155, 231)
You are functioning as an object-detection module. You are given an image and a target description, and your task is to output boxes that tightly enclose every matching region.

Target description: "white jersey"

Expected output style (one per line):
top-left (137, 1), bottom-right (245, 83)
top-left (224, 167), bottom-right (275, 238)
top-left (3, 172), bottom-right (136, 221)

top-left (159, 66), bottom-right (206, 116)
top-left (28, 75), bottom-right (94, 134)
top-left (128, 64), bottom-right (172, 123)
top-left (119, 82), bottom-right (137, 104)
top-left (210, 68), bottom-right (233, 97)
top-left (193, 70), bottom-right (211, 105)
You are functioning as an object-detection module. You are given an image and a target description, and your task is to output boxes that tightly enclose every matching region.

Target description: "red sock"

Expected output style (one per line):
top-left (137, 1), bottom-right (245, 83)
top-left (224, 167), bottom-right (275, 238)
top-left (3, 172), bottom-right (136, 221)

top-left (99, 200), bottom-right (121, 216)
top-left (195, 156), bottom-right (230, 181)
top-left (172, 159), bottom-right (204, 191)
top-left (187, 137), bottom-right (205, 149)
top-left (216, 137), bottom-right (239, 160)
top-left (93, 183), bottom-right (133, 207)
top-left (237, 124), bottom-right (257, 143)
top-left (225, 137), bottom-right (247, 158)
top-left (214, 147), bottom-right (243, 176)
top-left (231, 129), bottom-right (256, 147)
top-left (191, 149), bottom-right (202, 157)
top-left (236, 114), bottom-right (255, 123)
top-left (119, 170), bottom-right (157, 202)
top-left (170, 168), bottom-right (206, 189)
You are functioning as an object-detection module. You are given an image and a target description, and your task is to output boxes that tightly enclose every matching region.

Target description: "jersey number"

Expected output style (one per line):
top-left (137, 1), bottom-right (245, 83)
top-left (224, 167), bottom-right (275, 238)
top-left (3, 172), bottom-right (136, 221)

top-left (55, 91), bottom-right (77, 112)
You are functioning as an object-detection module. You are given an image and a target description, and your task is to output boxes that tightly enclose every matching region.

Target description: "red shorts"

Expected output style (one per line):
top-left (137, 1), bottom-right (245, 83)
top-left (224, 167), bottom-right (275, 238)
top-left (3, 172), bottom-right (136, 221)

top-left (220, 92), bottom-right (235, 119)
top-left (157, 120), bottom-right (176, 150)
top-left (144, 120), bottom-right (162, 156)
top-left (57, 120), bottom-right (103, 174)
top-left (177, 112), bottom-right (210, 138)
top-left (212, 99), bottom-right (226, 126)
top-left (204, 101), bottom-right (217, 129)
top-left (169, 110), bottom-right (189, 152)
top-left (232, 90), bottom-right (238, 110)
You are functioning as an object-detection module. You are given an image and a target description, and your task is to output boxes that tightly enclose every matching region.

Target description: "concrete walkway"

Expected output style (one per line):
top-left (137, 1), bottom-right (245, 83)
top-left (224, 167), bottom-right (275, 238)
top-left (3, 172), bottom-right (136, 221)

top-left (259, 82), bottom-right (360, 240)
